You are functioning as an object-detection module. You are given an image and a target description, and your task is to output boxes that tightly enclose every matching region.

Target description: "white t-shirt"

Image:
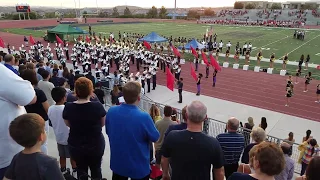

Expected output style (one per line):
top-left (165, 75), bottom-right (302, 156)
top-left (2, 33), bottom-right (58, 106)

top-left (48, 105), bottom-right (69, 145)
top-left (0, 63), bottom-right (35, 168)
top-left (38, 80), bottom-right (55, 106)
top-left (58, 70), bottom-right (63, 78)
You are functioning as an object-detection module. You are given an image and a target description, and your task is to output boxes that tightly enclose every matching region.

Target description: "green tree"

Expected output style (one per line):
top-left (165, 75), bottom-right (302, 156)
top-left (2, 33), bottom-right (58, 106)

top-left (270, 3), bottom-right (282, 9)
top-left (234, 2), bottom-right (244, 9)
top-left (159, 6), bottom-right (167, 19)
top-left (83, 11), bottom-right (88, 15)
top-left (45, 12), bottom-right (55, 18)
top-left (98, 11), bottom-right (108, 17)
top-left (245, 3), bottom-right (256, 9)
top-left (28, 12), bottom-right (37, 19)
top-left (112, 7), bottom-right (119, 17)
top-left (123, 7), bottom-right (132, 17)
top-left (187, 10), bottom-right (200, 19)
top-left (147, 6), bottom-right (158, 18)
top-left (204, 8), bottom-right (215, 16)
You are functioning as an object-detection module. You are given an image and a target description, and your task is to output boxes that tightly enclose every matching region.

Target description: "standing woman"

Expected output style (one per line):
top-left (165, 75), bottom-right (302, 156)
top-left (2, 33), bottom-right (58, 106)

top-left (259, 117), bottom-right (267, 131)
top-left (149, 104), bottom-right (162, 123)
top-left (20, 69), bottom-right (50, 155)
top-left (212, 69), bottom-right (218, 87)
top-left (110, 85), bottom-right (120, 105)
top-left (304, 72), bottom-right (312, 92)
top-left (282, 53), bottom-right (288, 70)
top-left (245, 51), bottom-right (250, 65)
top-left (63, 77), bottom-right (106, 180)
top-left (316, 84), bottom-right (320, 103)
top-left (305, 54), bottom-right (310, 70)
top-left (269, 52), bottom-right (275, 68)
top-left (196, 73), bottom-right (203, 96)
top-left (285, 83), bottom-right (294, 107)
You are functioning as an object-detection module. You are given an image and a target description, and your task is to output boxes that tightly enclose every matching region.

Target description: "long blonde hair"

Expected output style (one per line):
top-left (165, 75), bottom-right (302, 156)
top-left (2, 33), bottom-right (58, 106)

top-left (112, 85), bottom-right (119, 96)
top-left (149, 104), bottom-right (160, 122)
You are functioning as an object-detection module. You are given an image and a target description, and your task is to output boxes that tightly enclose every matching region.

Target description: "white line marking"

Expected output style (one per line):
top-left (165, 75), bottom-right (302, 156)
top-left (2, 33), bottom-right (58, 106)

top-left (251, 35), bottom-right (289, 52)
top-left (288, 34), bottom-right (320, 55)
top-left (316, 53), bottom-right (320, 56)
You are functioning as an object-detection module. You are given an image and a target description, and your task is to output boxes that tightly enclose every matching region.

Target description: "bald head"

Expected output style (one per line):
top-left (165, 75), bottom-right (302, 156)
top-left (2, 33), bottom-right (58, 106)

top-left (281, 142), bottom-right (291, 155)
top-left (227, 117), bottom-right (239, 131)
top-left (187, 101), bottom-right (207, 123)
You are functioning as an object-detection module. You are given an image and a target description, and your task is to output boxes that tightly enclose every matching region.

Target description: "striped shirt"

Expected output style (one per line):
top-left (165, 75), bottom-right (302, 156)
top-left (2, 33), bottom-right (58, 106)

top-left (217, 132), bottom-right (245, 165)
top-left (302, 145), bottom-right (320, 164)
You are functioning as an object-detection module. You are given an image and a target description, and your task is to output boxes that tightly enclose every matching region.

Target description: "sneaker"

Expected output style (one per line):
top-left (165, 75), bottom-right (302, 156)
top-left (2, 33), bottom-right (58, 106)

top-left (285, 104), bottom-right (289, 107)
top-left (303, 90), bottom-right (308, 92)
top-left (315, 101), bottom-right (320, 103)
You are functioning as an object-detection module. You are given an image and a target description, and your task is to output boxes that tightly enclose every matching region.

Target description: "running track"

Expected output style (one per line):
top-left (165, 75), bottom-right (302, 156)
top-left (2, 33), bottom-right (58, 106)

top-left (1, 19), bottom-right (320, 122)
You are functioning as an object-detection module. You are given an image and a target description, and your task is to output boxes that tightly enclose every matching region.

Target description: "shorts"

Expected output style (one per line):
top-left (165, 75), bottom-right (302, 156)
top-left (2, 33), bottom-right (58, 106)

top-left (57, 144), bottom-right (70, 158)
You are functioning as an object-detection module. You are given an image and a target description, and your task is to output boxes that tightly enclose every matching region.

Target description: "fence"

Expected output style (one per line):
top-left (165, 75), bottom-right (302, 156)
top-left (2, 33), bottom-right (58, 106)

top-left (104, 95), bottom-right (303, 174)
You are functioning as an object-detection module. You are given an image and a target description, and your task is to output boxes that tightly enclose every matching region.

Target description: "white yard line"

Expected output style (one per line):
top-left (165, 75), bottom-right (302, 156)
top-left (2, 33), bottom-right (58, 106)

top-left (288, 34), bottom-right (320, 55)
top-left (251, 35), bottom-right (290, 52)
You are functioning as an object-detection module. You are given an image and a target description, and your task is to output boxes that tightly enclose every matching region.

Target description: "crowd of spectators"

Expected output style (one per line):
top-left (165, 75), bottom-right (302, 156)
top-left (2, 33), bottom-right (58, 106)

top-left (312, 10), bottom-right (320, 18)
top-left (0, 52), bottom-right (320, 180)
top-left (218, 10), bottom-right (248, 18)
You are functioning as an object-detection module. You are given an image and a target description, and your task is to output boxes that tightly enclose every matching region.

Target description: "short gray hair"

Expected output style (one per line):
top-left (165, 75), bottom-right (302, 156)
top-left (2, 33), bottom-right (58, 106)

top-left (4, 54), bottom-right (14, 63)
top-left (228, 117), bottom-right (239, 131)
top-left (251, 127), bottom-right (266, 143)
top-left (187, 101), bottom-right (207, 123)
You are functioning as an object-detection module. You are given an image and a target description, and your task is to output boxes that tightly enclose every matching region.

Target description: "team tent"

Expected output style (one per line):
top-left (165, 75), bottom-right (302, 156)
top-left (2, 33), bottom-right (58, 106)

top-left (138, 32), bottom-right (168, 43)
top-left (178, 39), bottom-right (206, 50)
top-left (74, 26), bottom-right (88, 34)
top-left (47, 24), bottom-right (84, 42)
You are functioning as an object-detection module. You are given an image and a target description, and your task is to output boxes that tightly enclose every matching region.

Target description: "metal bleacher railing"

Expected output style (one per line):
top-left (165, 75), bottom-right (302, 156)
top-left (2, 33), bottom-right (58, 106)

top-left (104, 95), bottom-right (302, 174)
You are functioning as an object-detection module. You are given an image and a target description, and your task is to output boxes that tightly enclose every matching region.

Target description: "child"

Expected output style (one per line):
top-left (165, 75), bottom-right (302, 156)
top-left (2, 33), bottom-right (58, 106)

top-left (316, 84), bottom-right (320, 103)
top-left (49, 87), bottom-right (77, 174)
top-left (4, 113), bottom-right (64, 179)
top-left (304, 72), bottom-right (312, 92)
top-left (285, 83), bottom-right (294, 107)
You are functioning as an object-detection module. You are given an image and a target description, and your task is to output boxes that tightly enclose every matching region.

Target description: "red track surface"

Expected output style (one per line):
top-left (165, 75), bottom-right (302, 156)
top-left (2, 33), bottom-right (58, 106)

top-left (1, 19), bottom-right (320, 122)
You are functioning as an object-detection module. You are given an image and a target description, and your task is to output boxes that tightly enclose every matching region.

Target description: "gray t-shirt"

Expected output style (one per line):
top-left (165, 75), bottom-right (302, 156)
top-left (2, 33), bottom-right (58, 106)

top-left (5, 152), bottom-right (65, 180)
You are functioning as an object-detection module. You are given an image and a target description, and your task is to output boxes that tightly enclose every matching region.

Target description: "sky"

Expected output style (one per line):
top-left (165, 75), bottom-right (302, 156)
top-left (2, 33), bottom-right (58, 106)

top-left (0, 0), bottom-right (310, 8)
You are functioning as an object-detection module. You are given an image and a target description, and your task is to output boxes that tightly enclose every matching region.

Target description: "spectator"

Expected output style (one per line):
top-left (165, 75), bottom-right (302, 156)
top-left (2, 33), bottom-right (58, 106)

top-left (241, 127), bottom-right (266, 164)
top-left (50, 71), bottom-right (61, 87)
top-left (18, 64), bottom-right (27, 75)
top-left (296, 156), bottom-right (320, 180)
top-left (243, 117), bottom-right (254, 146)
top-left (49, 87), bottom-right (77, 174)
top-left (110, 85), bottom-right (120, 105)
top-left (38, 70), bottom-right (55, 106)
top-left (302, 130), bottom-right (312, 142)
top-left (21, 69), bottom-right (50, 155)
top-left (259, 117), bottom-right (267, 131)
top-left (3, 54), bottom-right (19, 75)
top-left (68, 69), bottom-right (75, 91)
top-left (52, 63), bottom-right (59, 75)
top-left (155, 106), bottom-right (177, 168)
top-left (63, 77), bottom-right (106, 180)
top-left (171, 108), bottom-right (179, 123)
top-left (217, 117), bottom-right (245, 179)
top-left (94, 82), bottom-right (105, 104)
top-left (165, 105), bottom-right (188, 137)
top-left (228, 142), bottom-right (285, 180)
top-left (26, 62), bottom-right (43, 82)
top-left (298, 138), bottom-right (319, 176)
top-left (105, 81), bottom-right (159, 180)
top-left (3, 113), bottom-right (64, 180)
top-left (275, 142), bottom-right (294, 180)
top-left (58, 65), bottom-right (63, 77)
top-left (161, 101), bottom-right (225, 180)
top-left (45, 62), bottom-right (51, 72)
top-left (284, 132), bottom-right (295, 156)
top-left (85, 71), bottom-right (95, 86)
top-left (0, 64), bottom-right (36, 179)
top-left (62, 67), bottom-right (70, 79)
top-left (149, 104), bottom-right (162, 123)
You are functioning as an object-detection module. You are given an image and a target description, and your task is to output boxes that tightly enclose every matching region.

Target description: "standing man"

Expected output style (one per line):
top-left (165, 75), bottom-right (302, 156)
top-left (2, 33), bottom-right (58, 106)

top-left (105, 82), bottom-right (159, 180)
top-left (161, 101), bottom-right (225, 180)
top-left (0, 63), bottom-right (37, 179)
top-left (177, 78), bottom-right (183, 103)
top-left (3, 54), bottom-right (19, 75)
top-left (151, 68), bottom-right (157, 90)
top-left (146, 72), bottom-right (151, 93)
top-left (216, 117), bottom-right (245, 179)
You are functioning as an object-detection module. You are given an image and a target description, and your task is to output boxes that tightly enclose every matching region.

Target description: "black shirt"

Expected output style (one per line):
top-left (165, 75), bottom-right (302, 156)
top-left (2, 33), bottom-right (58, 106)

top-left (178, 81), bottom-right (183, 90)
top-left (94, 89), bottom-right (105, 104)
top-left (63, 102), bottom-right (106, 146)
top-left (228, 172), bottom-right (258, 180)
top-left (197, 78), bottom-right (201, 85)
top-left (25, 88), bottom-right (48, 121)
top-left (161, 130), bottom-right (224, 180)
top-left (5, 152), bottom-right (64, 180)
top-left (241, 143), bottom-right (258, 164)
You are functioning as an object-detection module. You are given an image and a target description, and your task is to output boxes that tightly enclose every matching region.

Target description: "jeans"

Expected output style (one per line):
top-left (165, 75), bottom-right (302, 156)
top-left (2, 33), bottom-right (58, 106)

top-left (41, 121), bottom-right (49, 155)
top-left (112, 173), bottom-right (150, 180)
top-left (301, 162), bottom-right (308, 176)
top-left (0, 166), bottom-right (8, 180)
top-left (69, 135), bottom-right (105, 180)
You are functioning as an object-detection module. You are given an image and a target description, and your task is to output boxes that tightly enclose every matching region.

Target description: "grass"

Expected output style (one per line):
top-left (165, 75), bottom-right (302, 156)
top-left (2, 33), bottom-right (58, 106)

top-left (2, 22), bottom-right (320, 79)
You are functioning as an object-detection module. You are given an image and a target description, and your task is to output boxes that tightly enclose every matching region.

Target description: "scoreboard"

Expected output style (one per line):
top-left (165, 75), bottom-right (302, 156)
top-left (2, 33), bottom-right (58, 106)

top-left (16, 6), bottom-right (30, 13)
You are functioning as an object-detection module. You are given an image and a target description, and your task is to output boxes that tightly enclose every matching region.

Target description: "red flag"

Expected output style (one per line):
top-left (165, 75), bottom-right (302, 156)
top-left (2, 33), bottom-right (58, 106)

top-left (55, 34), bottom-right (63, 44)
top-left (209, 54), bottom-right (221, 71)
top-left (190, 62), bottom-right (198, 81)
top-left (171, 45), bottom-right (181, 57)
top-left (190, 46), bottom-right (198, 58)
top-left (201, 51), bottom-right (210, 66)
top-left (29, 35), bottom-right (36, 45)
top-left (143, 40), bottom-right (151, 50)
top-left (0, 37), bottom-right (5, 48)
top-left (86, 35), bottom-right (91, 43)
top-left (166, 67), bottom-right (175, 91)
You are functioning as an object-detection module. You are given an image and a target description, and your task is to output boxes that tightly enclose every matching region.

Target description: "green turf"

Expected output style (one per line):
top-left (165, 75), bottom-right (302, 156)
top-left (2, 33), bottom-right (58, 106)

top-left (2, 22), bottom-right (320, 79)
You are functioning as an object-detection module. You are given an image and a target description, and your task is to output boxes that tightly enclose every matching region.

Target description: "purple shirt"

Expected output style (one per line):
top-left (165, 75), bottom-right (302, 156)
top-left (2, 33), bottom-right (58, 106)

top-left (274, 154), bottom-right (294, 180)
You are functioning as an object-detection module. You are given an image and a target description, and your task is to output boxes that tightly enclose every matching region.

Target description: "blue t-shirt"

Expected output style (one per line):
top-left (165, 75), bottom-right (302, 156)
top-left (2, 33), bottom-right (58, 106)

top-left (105, 104), bottom-right (160, 179)
top-left (228, 172), bottom-right (258, 180)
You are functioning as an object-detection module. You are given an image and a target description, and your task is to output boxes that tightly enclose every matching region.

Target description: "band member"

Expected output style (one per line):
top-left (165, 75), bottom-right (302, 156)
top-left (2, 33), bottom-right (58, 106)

top-left (245, 51), bottom-right (250, 65)
top-left (196, 73), bottom-right (203, 96)
top-left (141, 74), bottom-right (146, 94)
top-left (305, 54), bottom-right (310, 70)
top-left (226, 41), bottom-right (231, 51)
top-left (205, 64), bottom-right (209, 78)
top-left (316, 84), bottom-right (320, 103)
top-left (242, 42), bottom-right (247, 56)
top-left (175, 65), bottom-right (181, 80)
top-left (285, 83), bottom-right (294, 107)
top-left (213, 69), bottom-right (218, 87)
top-left (195, 56), bottom-right (199, 71)
top-left (152, 68), bottom-right (157, 90)
top-left (225, 48), bottom-right (230, 62)
top-left (269, 53), bottom-right (275, 68)
top-left (146, 72), bottom-right (151, 93)
top-left (219, 40), bottom-right (223, 52)
top-left (248, 42), bottom-right (252, 52)
top-left (304, 72), bottom-right (312, 92)
top-left (177, 78), bottom-right (183, 103)
top-left (282, 53), bottom-right (288, 70)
